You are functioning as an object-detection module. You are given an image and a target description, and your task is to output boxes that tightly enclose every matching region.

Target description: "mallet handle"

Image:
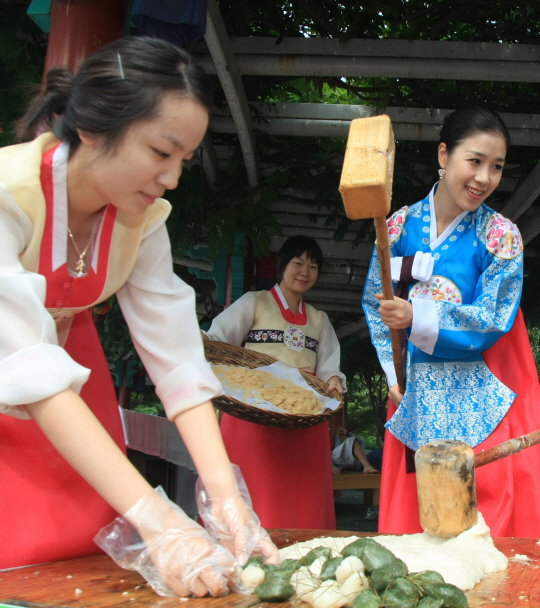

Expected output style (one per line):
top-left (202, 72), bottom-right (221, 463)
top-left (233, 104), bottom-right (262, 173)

top-left (475, 429), bottom-right (540, 468)
top-left (374, 216), bottom-right (406, 394)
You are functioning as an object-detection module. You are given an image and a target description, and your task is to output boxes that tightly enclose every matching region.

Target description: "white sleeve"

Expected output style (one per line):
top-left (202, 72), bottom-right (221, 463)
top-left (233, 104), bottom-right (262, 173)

top-left (381, 361), bottom-right (398, 389)
top-left (0, 189), bottom-right (90, 420)
top-left (409, 298), bottom-right (439, 355)
top-left (390, 257), bottom-right (403, 282)
top-left (314, 313), bottom-right (347, 391)
top-left (204, 292), bottom-right (257, 345)
top-left (116, 223), bottom-right (224, 421)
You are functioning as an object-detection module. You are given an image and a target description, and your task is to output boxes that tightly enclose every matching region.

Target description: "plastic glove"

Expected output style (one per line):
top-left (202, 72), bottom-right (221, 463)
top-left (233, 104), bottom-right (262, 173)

top-left (196, 464), bottom-right (279, 567)
top-left (94, 486), bottom-right (239, 598)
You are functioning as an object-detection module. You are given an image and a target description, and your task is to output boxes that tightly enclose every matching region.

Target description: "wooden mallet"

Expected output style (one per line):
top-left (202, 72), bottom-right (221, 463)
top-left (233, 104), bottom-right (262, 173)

top-left (415, 429), bottom-right (540, 537)
top-left (339, 115), bottom-right (405, 393)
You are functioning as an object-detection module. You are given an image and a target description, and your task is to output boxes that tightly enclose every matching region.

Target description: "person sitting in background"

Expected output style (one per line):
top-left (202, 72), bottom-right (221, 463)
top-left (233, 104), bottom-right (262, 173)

top-left (331, 426), bottom-right (381, 474)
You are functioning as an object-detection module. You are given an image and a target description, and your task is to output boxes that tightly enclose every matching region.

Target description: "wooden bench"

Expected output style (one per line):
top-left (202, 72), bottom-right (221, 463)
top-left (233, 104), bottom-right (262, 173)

top-left (332, 472), bottom-right (381, 505)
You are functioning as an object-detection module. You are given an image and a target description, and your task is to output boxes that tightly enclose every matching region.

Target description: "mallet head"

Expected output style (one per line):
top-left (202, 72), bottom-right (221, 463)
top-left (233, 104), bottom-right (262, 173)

top-left (339, 114), bottom-right (395, 221)
top-left (415, 440), bottom-right (478, 538)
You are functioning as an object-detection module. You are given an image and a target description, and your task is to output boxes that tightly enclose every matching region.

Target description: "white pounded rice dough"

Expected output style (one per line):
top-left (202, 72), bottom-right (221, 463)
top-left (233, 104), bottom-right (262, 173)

top-left (280, 536), bottom-right (362, 561)
top-left (278, 512), bottom-right (507, 591)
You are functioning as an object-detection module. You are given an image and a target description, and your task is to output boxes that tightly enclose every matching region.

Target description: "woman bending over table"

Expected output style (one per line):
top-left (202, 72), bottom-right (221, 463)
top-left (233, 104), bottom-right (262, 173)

top-left (0, 36), bottom-right (277, 594)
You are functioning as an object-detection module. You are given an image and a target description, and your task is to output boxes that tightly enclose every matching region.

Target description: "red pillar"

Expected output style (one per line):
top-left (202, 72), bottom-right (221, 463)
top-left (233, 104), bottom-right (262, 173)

top-left (43, 0), bottom-right (128, 76)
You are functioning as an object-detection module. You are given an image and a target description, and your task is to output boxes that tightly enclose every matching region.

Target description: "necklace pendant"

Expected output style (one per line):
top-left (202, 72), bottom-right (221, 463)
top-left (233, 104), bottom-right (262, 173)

top-left (75, 259), bottom-right (85, 276)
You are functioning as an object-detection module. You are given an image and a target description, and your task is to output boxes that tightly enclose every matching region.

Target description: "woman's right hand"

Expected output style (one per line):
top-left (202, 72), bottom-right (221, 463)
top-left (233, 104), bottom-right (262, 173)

top-left (388, 384), bottom-right (403, 407)
top-left (144, 519), bottom-right (238, 598)
top-left (326, 375), bottom-right (345, 394)
top-left (375, 294), bottom-right (413, 329)
top-left (95, 487), bottom-right (239, 598)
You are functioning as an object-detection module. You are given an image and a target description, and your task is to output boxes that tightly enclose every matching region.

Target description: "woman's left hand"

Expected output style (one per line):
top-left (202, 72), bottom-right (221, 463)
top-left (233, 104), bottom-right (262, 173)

top-left (196, 466), bottom-right (279, 567)
top-left (375, 294), bottom-right (413, 329)
top-left (326, 376), bottom-right (345, 394)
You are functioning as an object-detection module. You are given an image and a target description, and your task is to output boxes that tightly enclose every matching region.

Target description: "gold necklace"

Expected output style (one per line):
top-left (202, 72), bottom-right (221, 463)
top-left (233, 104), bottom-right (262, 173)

top-left (67, 212), bottom-right (103, 277)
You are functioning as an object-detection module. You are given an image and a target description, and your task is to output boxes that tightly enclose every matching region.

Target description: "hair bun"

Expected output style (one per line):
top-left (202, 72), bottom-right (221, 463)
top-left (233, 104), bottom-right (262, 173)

top-left (44, 67), bottom-right (75, 115)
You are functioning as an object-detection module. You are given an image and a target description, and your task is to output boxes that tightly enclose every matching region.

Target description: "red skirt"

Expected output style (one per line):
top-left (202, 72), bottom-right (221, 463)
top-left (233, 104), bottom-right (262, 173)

top-left (0, 310), bottom-right (125, 569)
top-left (220, 414), bottom-right (336, 530)
top-left (379, 309), bottom-right (540, 537)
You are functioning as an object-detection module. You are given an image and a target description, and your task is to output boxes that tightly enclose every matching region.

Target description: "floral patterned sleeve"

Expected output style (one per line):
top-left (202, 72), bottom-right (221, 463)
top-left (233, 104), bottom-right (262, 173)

top-left (430, 214), bottom-right (523, 359)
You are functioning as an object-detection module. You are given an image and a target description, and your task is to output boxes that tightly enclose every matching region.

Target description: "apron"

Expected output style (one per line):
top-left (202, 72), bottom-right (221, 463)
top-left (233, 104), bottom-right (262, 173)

top-left (0, 145), bottom-right (125, 569)
top-left (220, 285), bottom-right (336, 530)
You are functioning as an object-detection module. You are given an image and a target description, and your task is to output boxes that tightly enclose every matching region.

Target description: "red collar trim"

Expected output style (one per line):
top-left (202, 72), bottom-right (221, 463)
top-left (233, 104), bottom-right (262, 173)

top-left (270, 285), bottom-right (308, 326)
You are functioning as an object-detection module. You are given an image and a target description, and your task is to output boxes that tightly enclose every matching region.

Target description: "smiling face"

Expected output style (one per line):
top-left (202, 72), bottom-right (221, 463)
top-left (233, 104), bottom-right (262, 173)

top-left (79, 93), bottom-right (209, 216)
top-left (280, 252), bottom-right (319, 296)
top-left (436, 131), bottom-right (507, 217)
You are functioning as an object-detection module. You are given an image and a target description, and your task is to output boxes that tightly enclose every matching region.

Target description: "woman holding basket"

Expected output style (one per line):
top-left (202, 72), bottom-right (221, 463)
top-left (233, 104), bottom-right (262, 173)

top-left (205, 235), bottom-right (346, 529)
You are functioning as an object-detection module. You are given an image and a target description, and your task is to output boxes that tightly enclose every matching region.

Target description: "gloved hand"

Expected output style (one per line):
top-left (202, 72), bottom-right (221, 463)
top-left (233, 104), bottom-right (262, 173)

top-left (196, 464), bottom-right (279, 567)
top-left (94, 486), bottom-right (239, 598)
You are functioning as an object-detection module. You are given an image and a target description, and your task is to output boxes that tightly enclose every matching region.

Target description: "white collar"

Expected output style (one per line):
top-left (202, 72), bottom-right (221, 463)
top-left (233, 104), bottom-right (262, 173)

top-left (52, 142), bottom-right (69, 272)
top-left (274, 283), bottom-right (303, 314)
top-left (428, 183), bottom-right (468, 251)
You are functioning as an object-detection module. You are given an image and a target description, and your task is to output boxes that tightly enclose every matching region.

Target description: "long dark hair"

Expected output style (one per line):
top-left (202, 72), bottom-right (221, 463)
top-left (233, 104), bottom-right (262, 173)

top-left (276, 235), bottom-right (324, 282)
top-left (17, 36), bottom-right (213, 151)
top-left (439, 106), bottom-right (510, 154)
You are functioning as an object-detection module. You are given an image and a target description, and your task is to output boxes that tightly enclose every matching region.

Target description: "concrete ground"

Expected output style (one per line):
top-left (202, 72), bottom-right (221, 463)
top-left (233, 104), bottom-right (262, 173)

top-left (334, 490), bottom-right (379, 533)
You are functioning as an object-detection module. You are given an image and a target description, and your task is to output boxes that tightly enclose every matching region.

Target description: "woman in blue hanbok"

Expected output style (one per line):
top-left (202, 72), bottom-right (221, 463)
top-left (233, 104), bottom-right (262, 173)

top-left (363, 106), bottom-right (540, 536)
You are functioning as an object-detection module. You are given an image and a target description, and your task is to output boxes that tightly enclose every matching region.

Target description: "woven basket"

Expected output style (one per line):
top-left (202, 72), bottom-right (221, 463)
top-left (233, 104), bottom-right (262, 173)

top-left (204, 340), bottom-right (342, 429)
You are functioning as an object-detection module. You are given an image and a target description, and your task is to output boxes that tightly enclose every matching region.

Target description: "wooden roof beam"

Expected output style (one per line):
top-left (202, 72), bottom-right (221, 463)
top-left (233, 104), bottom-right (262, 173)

top-left (204, 0), bottom-right (259, 188)
top-left (195, 37), bottom-right (540, 83)
top-left (210, 103), bottom-right (540, 146)
top-left (335, 317), bottom-right (369, 341)
top-left (501, 163), bottom-right (540, 222)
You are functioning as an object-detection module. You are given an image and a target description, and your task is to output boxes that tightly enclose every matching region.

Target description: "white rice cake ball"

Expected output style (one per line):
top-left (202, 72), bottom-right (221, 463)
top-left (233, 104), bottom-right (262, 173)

top-left (311, 581), bottom-right (348, 608)
top-left (335, 556), bottom-right (364, 584)
top-left (240, 564), bottom-right (265, 589)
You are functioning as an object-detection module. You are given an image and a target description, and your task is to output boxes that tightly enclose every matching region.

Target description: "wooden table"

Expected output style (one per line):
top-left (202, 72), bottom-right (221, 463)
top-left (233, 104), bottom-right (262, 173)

top-left (332, 473), bottom-right (381, 505)
top-left (2, 530), bottom-right (540, 608)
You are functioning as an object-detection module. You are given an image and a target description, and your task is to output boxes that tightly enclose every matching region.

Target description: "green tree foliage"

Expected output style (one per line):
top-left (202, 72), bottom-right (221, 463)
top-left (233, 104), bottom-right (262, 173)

top-left (341, 339), bottom-right (389, 448)
top-left (165, 159), bottom-right (281, 260)
top-left (93, 297), bottom-right (132, 361)
top-left (0, 0), bottom-right (46, 146)
top-left (219, 0), bottom-right (540, 44)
